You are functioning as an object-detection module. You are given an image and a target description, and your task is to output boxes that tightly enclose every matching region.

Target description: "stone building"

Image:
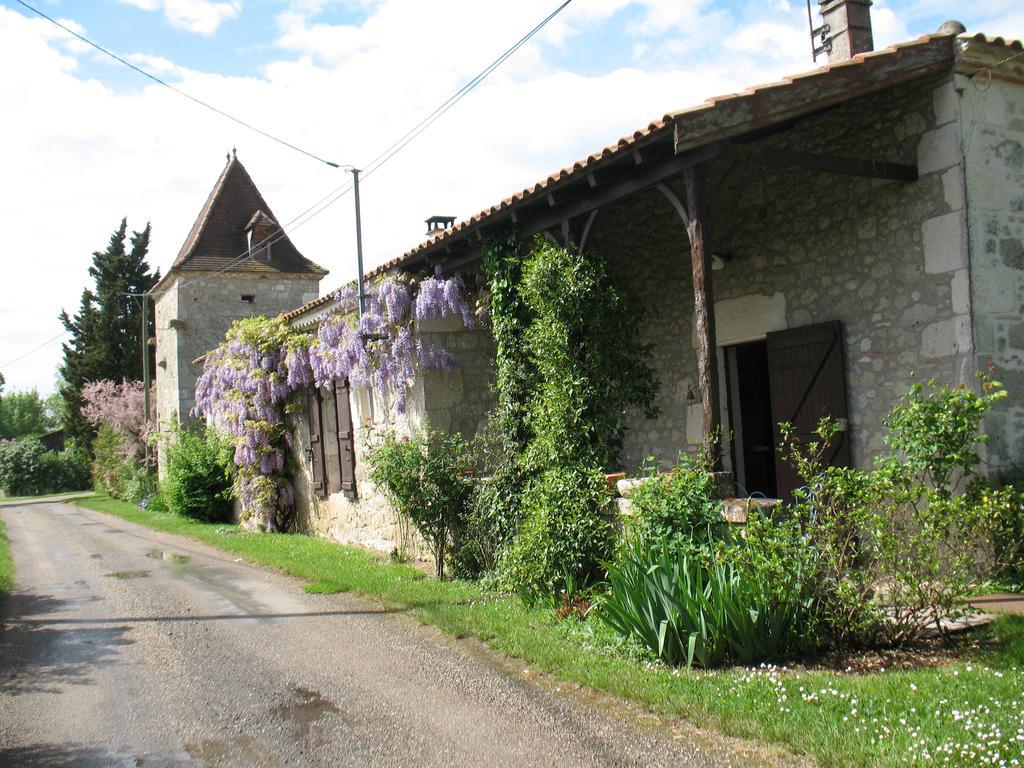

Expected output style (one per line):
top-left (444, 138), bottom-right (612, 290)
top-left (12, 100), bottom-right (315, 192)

top-left (154, 152), bottom-right (327, 474)
top-left (281, 6), bottom-right (1024, 552)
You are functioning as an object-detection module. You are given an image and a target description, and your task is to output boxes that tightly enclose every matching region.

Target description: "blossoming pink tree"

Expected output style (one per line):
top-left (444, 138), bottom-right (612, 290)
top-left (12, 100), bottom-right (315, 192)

top-left (81, 379), bottom-right (153, 465)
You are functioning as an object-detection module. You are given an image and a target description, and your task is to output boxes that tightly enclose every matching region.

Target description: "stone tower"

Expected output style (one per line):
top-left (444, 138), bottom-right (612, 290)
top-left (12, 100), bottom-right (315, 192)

top-left (153, 152), bottom-right (327, 472)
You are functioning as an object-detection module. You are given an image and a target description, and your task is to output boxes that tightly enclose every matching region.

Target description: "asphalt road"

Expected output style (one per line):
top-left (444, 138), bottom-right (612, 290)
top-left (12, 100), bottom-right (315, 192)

top-left (0, 501), bottom-right (791, 768)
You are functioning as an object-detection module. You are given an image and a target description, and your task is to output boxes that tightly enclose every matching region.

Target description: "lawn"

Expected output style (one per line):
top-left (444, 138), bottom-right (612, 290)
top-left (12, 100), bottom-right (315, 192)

top-left (75, 495), bottom-right (1024, 768)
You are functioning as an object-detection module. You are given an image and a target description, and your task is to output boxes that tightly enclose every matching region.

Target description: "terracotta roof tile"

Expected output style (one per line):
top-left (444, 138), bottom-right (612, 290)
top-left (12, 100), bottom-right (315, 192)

top-left (283, 29), bottom-right (1020, 324)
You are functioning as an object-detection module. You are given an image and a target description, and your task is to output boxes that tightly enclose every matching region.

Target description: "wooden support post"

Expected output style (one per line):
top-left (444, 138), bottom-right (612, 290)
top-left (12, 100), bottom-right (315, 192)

top-left (683, 166), bottom-right (722, 456)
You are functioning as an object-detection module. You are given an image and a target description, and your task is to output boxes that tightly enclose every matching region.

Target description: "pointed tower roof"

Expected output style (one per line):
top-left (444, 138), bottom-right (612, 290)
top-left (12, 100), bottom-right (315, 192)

top-left (169, 152), bottom-right (328, 278)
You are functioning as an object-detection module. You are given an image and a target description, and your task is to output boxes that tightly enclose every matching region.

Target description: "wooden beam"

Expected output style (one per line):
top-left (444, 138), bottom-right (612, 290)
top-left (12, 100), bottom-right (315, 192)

top-left (517, 143), bottom-right (723, 240)
top-left (724, 143), bottom-right (918, 182)
top-left (683, 165), bottom-right (722, 458)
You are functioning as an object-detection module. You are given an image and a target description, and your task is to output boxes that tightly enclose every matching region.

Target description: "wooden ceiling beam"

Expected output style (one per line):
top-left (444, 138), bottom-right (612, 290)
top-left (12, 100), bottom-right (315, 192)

top-left (723, 142), bottom-right (918, 182)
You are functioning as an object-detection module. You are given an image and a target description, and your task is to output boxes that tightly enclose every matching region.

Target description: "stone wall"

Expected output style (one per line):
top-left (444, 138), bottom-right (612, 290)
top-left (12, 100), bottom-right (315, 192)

top-left (154, 271), bottom-right (320, 478)
top-left (587, 73), bottom-right (973, 473)
top-left (290, 316), bottom-right (496, 557)
top-left (154, 272), bottom-right (318, 430)
top-left (961, 73), bottom-right (1024, 474)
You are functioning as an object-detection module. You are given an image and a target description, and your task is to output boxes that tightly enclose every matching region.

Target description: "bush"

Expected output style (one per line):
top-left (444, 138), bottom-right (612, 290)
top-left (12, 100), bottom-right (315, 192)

top-left (368, 429), bottom-right (475, 580)
top-left (622, 446), bottom-right (723, 561)
top-left (994, 466), bottom-right (1024, 583)
top-left (494, 238), bottom-right (657, 596)
top-left (782, 374), bottom-right (1012, 647)
top-left (0, 439), bottom-right (48, 496)
top-left (92, 424), bottom-right (136, 499)
top-left (123, 463), bottom-right (158, 505)
top-left (601, 541), bottom-right (815, 667)
top-left (162, 426), bottom-right (234, 522)
top-left (498, 467), bottom-right (613, 598)
top-left (449, 414), bottom-right (525, 580)
top-left (0, 439), bottom-right (90, 496)
top-left (40, 446), bottom-right (91, 493)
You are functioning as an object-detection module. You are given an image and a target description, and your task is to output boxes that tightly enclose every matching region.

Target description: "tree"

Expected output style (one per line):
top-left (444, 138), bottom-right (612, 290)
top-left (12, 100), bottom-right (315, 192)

top-left (58, 219), bottom-right (159, 443)
top-left (80, 379), bottom-right (151, 464)
top-left (0, 388), bottom-right (55, 439)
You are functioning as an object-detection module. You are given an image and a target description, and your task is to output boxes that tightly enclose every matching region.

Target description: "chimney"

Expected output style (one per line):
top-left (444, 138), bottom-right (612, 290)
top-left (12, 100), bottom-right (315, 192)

top-left (425, 215), bottom-right (456, 236)
top-left (818, 0), bottom-right (874, 62)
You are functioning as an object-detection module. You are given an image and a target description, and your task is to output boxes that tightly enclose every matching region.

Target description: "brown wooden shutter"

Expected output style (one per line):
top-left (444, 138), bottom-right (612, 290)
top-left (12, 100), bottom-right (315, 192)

top-left (332, 379), bottom-right (357, 499)
top-left (767, 321), bottom-right (851, 501)
top-left (306, 388), bottom-right (327, 498)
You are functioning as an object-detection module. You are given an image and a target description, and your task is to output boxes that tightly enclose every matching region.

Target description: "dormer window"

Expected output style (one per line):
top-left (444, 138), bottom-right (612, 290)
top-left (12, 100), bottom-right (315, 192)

top-left (244, 210), bottom-right (277, 262)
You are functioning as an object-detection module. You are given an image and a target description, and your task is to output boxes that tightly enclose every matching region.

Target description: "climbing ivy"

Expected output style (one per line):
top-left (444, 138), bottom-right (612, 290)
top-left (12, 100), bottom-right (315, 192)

top-left (480, 233), bottom-right (659, 594)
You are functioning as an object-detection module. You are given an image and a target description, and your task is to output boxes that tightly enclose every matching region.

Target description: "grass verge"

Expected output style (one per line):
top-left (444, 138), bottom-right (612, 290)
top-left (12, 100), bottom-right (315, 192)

top-left (0, 515), bottom-right (13, 598)
top-left (75, 495), bottom-right (1024, 768)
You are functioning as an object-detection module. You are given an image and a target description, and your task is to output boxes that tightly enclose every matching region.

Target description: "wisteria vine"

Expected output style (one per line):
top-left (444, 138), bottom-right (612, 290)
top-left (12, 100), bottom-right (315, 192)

top-left (194, 274), bottom-right (475, 529)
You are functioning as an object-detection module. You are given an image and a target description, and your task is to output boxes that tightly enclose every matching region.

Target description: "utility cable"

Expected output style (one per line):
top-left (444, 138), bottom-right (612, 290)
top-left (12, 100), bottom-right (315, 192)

top-left (123, 0), bottom-right (573, 298)
top-left (13, 0), bottom-right (340, 168)
top-left (0, 330), bottom-right (69, 370)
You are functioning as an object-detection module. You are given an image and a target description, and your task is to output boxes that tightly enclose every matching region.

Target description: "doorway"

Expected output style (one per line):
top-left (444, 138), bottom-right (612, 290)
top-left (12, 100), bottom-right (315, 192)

top-left (723, 321), bottom-right (851, 501)
top-left (725, 341), bottom-right (777, 498)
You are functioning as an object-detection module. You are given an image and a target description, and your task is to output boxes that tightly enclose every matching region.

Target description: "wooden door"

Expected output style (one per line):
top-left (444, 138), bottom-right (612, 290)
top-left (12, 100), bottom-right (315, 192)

top-left (767, 321), bottom-right (850, 500)
top-left (333, 379), bottom-right (357, 500)
top-left (306, 388), bottom-right (327, 498)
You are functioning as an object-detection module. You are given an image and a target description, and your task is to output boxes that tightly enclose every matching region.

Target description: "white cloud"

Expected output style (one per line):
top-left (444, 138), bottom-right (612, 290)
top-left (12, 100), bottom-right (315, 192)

top-left (126, 52), bottom-right (195, 78)
top-left (118, 0), bottom-right (241, 35)
top-left (3, 1), bottom-right (1023, 393)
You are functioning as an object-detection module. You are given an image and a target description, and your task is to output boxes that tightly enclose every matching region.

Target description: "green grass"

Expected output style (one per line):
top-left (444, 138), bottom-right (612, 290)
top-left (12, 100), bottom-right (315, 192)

top-left (0, 515), bottom-right (13, 598)
top-left (75, 495), bottom-right (1024, 768)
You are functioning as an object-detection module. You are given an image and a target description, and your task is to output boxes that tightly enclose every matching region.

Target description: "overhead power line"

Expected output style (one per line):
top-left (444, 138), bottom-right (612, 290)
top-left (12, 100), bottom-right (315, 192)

top-left (0, 330), bottom-right (69, 370)
top-left (126, 0), bottom-right (574, 300)
top-left (295, 0), bottom-right (575, 219)
top-left (13, 0), bottom-right (340, 168)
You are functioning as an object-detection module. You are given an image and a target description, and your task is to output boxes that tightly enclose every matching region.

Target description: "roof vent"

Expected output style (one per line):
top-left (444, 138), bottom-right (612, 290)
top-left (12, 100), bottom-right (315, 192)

top-left (809, 0), bottom-right (874, 63)
top-left (937, 20), bottom-right (967, 36)
top-left (425, 215), bottom-right (456, 236)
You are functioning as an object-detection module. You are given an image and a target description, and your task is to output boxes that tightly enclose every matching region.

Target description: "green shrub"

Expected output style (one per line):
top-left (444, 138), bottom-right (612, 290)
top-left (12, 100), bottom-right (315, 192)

top-left (499, 467), bottom-right (613, 598)
top-left (994, 466), bottom-right (1024, 583)
top-left (0, 439), bottom-right (89, 496)
top-left (601, 541), bottom-right (814, 667)
top-left (368, 429), bottom-right (475, 580)
top-left (782, 374), bottom-right (1013, 647)
top-left (623, 447), bottom-right (723, 561)
top-left (123, 464), bottom-right (158, 505)
top-left (162, 427), bottom-right (234, 522)
top-left (0, 439), bottom-right (48, 496)
top-left (92, 424), bottom-right (135, 499)
top-left (725, 507), bottom-right (821, 651)
top-left (40, 446), bottom-right (91, 493)
top-left (495, 237), bottom-right (658, 596)
top-left (449, 413), bottom-right (525, 580)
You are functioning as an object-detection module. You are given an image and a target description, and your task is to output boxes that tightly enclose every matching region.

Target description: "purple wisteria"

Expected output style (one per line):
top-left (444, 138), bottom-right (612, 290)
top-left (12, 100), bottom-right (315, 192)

top-left (194, 275), bottom-right (475, 527)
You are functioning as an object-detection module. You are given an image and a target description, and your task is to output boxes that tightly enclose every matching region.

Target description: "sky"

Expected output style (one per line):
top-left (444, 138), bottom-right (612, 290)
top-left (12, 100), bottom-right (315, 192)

top-left (1, 0), bottom-right (1022, 395)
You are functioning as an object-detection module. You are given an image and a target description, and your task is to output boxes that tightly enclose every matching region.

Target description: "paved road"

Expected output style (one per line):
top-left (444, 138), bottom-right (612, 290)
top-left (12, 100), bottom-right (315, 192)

top-left (0, 502), bottom-right (788, 768)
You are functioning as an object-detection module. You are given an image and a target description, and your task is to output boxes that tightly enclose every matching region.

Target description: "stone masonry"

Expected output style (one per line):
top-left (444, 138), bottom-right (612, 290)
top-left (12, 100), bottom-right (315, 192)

top-left (290, 313), bottom-right (496, 557)
top-left (155, 273), bottom-right (319, 431)
top-left (587, 73), bottom-right (974, 473)
top-left (960, 69), bottom-right (1024, 475)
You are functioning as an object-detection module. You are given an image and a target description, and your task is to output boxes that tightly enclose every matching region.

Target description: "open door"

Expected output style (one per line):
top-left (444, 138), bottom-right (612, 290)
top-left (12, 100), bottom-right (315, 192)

top-left (766, 321), bottom-right (850, 500)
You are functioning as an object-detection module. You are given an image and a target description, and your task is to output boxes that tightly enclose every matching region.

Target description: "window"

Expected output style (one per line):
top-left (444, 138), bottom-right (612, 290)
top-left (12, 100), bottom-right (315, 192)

top-left (241, 294), bottom-right (255, 304)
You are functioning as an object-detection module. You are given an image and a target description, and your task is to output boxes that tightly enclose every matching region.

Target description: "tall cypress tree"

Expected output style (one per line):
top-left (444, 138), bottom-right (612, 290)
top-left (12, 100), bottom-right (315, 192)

top-left (59, 219), bottom-right (160, 443)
